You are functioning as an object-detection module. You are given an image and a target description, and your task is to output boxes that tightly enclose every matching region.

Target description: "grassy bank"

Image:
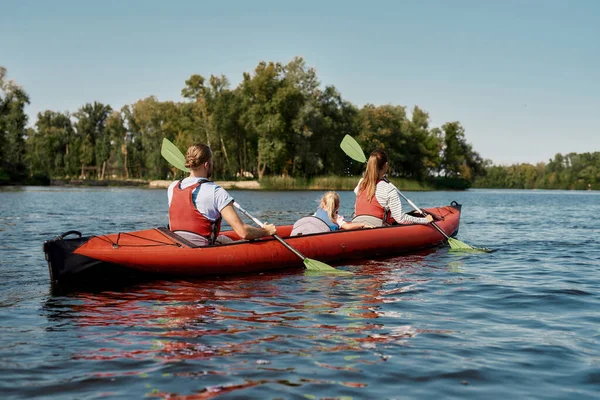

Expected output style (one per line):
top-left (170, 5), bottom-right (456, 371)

top-left (50, 178), bottom-right (150, 187)
top-left (259, 175), bottom-right (435, 191)
top-left (7, 175), bottom-right (463, 191)
top-left (472, 181), bottom-right (600, 190)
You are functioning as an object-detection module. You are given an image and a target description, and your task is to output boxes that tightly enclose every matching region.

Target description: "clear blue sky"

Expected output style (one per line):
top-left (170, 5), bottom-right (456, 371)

top-left (1, 0), bottom-right (598, 165)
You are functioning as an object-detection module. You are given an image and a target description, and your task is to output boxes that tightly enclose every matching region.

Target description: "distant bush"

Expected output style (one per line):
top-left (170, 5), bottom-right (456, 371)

top-left (428, 177), bottom-right (471, 190)
top-left (259, 175), bottom-right (438, 191)
top-left (0, 169), bottom-right (10, 185)
top-left (388, 177), bottom-right (435, 191)
top-left (0, 166), bottom-right (38, 185)
top-left (259, 176), bottom-right (309, 190)
top-left (24, 173), bottom-right (51, 186)
top-left (308, 176), bottom-right (357, 190)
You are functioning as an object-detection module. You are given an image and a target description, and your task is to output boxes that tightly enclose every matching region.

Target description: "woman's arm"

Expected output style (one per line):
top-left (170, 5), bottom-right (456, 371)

top-left (220, 203), bottom-right (277, 239)
top-left (380, 184), bottom-right (432, 225)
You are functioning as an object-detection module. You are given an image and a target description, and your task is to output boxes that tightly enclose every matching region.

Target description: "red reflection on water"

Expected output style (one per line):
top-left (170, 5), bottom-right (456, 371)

top-left (57, 251), bottom-right (446, 396)
top-left (315, 361), bottom-right (362, 372)
top-left (148, 379), bottom-right (265, 399)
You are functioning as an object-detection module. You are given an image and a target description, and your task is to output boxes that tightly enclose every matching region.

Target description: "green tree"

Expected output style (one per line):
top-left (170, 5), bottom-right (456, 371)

top-left (123, 97), bottom-right (192, 179)
top-left (74, 102), bottom-right (112, 178)
top-left (27, 111), bottom-right (74, 177)
top-left (311, 85), bottom-right (359, 176)
top-left (399, 106), bottom-right (442, 180)
top-left (356, 104), bottom-right (409, 177)
top-left (184, 74), bottom-right (241, 178)
top-left (440, 121), bottom-right (484, 180)
top-left (105, 111), bottom-right (128, 178)
top-left (239, 61), bottom-right (292, 178)
top-left (0, 66), bottom-right (30, 183)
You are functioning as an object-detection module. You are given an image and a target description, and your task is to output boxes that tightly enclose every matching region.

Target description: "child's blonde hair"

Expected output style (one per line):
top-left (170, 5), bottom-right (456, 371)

top-left (319, 191), bottom-right (340, 223)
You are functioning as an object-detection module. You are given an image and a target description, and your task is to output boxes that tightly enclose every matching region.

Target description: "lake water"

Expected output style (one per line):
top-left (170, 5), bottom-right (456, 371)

top-left (1, 187), bottom-right (599, 399)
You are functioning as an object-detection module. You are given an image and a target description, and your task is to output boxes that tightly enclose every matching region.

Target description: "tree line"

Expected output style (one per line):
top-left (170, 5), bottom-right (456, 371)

top-left (0, 58), bottom-right (537, 189)
top-left (474, 153), bottom-right (600, 190)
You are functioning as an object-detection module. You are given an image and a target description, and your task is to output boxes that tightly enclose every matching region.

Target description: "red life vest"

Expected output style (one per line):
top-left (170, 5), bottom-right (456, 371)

top-left (355, 179), bottom-right (395, 225)
top-left (169, 180), bottom-right (221, 243)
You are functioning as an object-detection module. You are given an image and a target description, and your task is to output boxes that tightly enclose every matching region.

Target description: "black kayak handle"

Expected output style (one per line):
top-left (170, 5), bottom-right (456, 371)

top-left (59, 230), bottom-right (82, 239)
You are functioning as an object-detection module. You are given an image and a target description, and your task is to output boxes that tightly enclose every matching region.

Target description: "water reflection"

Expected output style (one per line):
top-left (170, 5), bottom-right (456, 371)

top-left (2, 188), bottom-right (595, 399)
top-left (42, 250), bottom-right (446, 397)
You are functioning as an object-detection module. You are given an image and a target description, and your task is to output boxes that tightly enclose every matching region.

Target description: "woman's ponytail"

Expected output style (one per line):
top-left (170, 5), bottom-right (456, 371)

top-left (357, 149), bottom-right (388, 201)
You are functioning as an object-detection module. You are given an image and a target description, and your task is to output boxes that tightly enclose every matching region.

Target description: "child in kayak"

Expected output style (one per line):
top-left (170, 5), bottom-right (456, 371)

top-left (291, 191), bottom-right (373, 235)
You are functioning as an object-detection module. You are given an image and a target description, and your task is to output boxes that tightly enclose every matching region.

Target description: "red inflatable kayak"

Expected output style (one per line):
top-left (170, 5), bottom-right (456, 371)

top-left (43, 203), bottom-right (462, 286)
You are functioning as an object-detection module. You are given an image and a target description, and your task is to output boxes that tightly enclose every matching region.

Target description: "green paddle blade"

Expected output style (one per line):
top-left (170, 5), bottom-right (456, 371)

top-left (340, 135), bottom-right (367, 163)
top-left (448, 237), bottom-right (473, 250)
top-left (304, 258), bottom-right (353, 276)
top-left (448, 237), bottom-right (494, 253)
top-left (161, 138), bottom-right (189, 172)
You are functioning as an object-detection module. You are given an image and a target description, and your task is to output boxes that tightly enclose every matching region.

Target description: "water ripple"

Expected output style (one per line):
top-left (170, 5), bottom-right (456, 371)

top-left (1, 189), bottom-right (599, 399)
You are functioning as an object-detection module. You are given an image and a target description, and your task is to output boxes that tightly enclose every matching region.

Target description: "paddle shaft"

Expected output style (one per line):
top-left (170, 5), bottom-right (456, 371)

top-left (393, 189), bottom-right (451, 240)
top-left (233, 202), bottom-right (307, 261)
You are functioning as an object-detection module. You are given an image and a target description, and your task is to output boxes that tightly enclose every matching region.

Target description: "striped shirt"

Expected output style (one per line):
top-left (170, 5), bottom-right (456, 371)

top-left (354, 178), bottom-right (430, 225)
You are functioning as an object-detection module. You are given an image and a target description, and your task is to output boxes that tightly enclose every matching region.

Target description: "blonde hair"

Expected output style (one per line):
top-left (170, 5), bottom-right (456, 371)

top-left (319, 191), bottom-right (340, 223)
top-left (358, 149), bottom-right (388, 201)
top-left (185, 143), bottom-right (212, 169)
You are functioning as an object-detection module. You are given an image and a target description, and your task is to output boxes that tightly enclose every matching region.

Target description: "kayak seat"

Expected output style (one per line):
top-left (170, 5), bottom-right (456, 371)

top-left (158, 227), bottom-right (206, 248)
top-left (290, 216), bottom-right (331, 236)
top-left (352, 215), bottom-right (385, 227)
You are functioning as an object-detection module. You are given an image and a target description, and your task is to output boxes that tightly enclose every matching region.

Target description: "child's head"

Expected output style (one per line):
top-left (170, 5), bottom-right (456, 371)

top-left (319, 191), bottom-right (340, 223)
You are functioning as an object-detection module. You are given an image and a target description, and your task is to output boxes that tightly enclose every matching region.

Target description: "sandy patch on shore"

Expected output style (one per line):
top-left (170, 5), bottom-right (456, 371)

top-left (149, 180), bottom-right (260, 189)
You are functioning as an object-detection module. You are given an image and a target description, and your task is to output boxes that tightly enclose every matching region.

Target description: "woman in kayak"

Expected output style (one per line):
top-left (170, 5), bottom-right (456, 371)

top-left (168, 143), bottom-right (277, 246)
top-left (291, 191), bottom-right (372, 235)
top-left (353, 149), bottom-right (433, 227)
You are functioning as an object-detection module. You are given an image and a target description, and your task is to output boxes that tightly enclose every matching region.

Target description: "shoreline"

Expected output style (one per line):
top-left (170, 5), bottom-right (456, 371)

top-left (18, 176), bottom-right (598, 191)
top-left (7, 178), bottom-right (595, 191)
top-left (3, 174), bottom-right (469, 191)
top-left (42, 179), bottom-right (263, 190)
top-left (46, 179), bottom-right (261, 190)
top-left (46, 179), bottom-right (435, 191)
top-left (40, 179), bottom-right (435, 191)
top-left (148, 180), bottom-right (260, 190)
top-left (1, 179), bottom-right (596, 192)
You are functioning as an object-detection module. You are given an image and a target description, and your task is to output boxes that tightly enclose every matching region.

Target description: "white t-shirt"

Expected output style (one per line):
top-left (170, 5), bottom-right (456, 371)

top-left (168, 177), bottom-right (234, 222)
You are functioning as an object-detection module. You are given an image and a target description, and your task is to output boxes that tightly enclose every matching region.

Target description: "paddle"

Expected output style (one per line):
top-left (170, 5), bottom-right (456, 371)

top-left (161, 138), bottom-right (189, 173)
top-left (160, 138), bottom-right (351, 274)
top-left (340, 134), bottom-right (490, 252)
top-left (232, 202), bottom-right (351, 275)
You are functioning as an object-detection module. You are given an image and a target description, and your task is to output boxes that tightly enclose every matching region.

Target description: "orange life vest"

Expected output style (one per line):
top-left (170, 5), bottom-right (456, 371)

top-left (355, 179), bottom-right (394, 225)
top-left (169, 180), bottom-right (221, 243)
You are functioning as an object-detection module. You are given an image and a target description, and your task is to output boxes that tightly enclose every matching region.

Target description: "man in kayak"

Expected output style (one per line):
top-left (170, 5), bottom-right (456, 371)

top-left (168, 143), bottom-right (277, 246)
top-left (353, 149), bottom-right (433, 227)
